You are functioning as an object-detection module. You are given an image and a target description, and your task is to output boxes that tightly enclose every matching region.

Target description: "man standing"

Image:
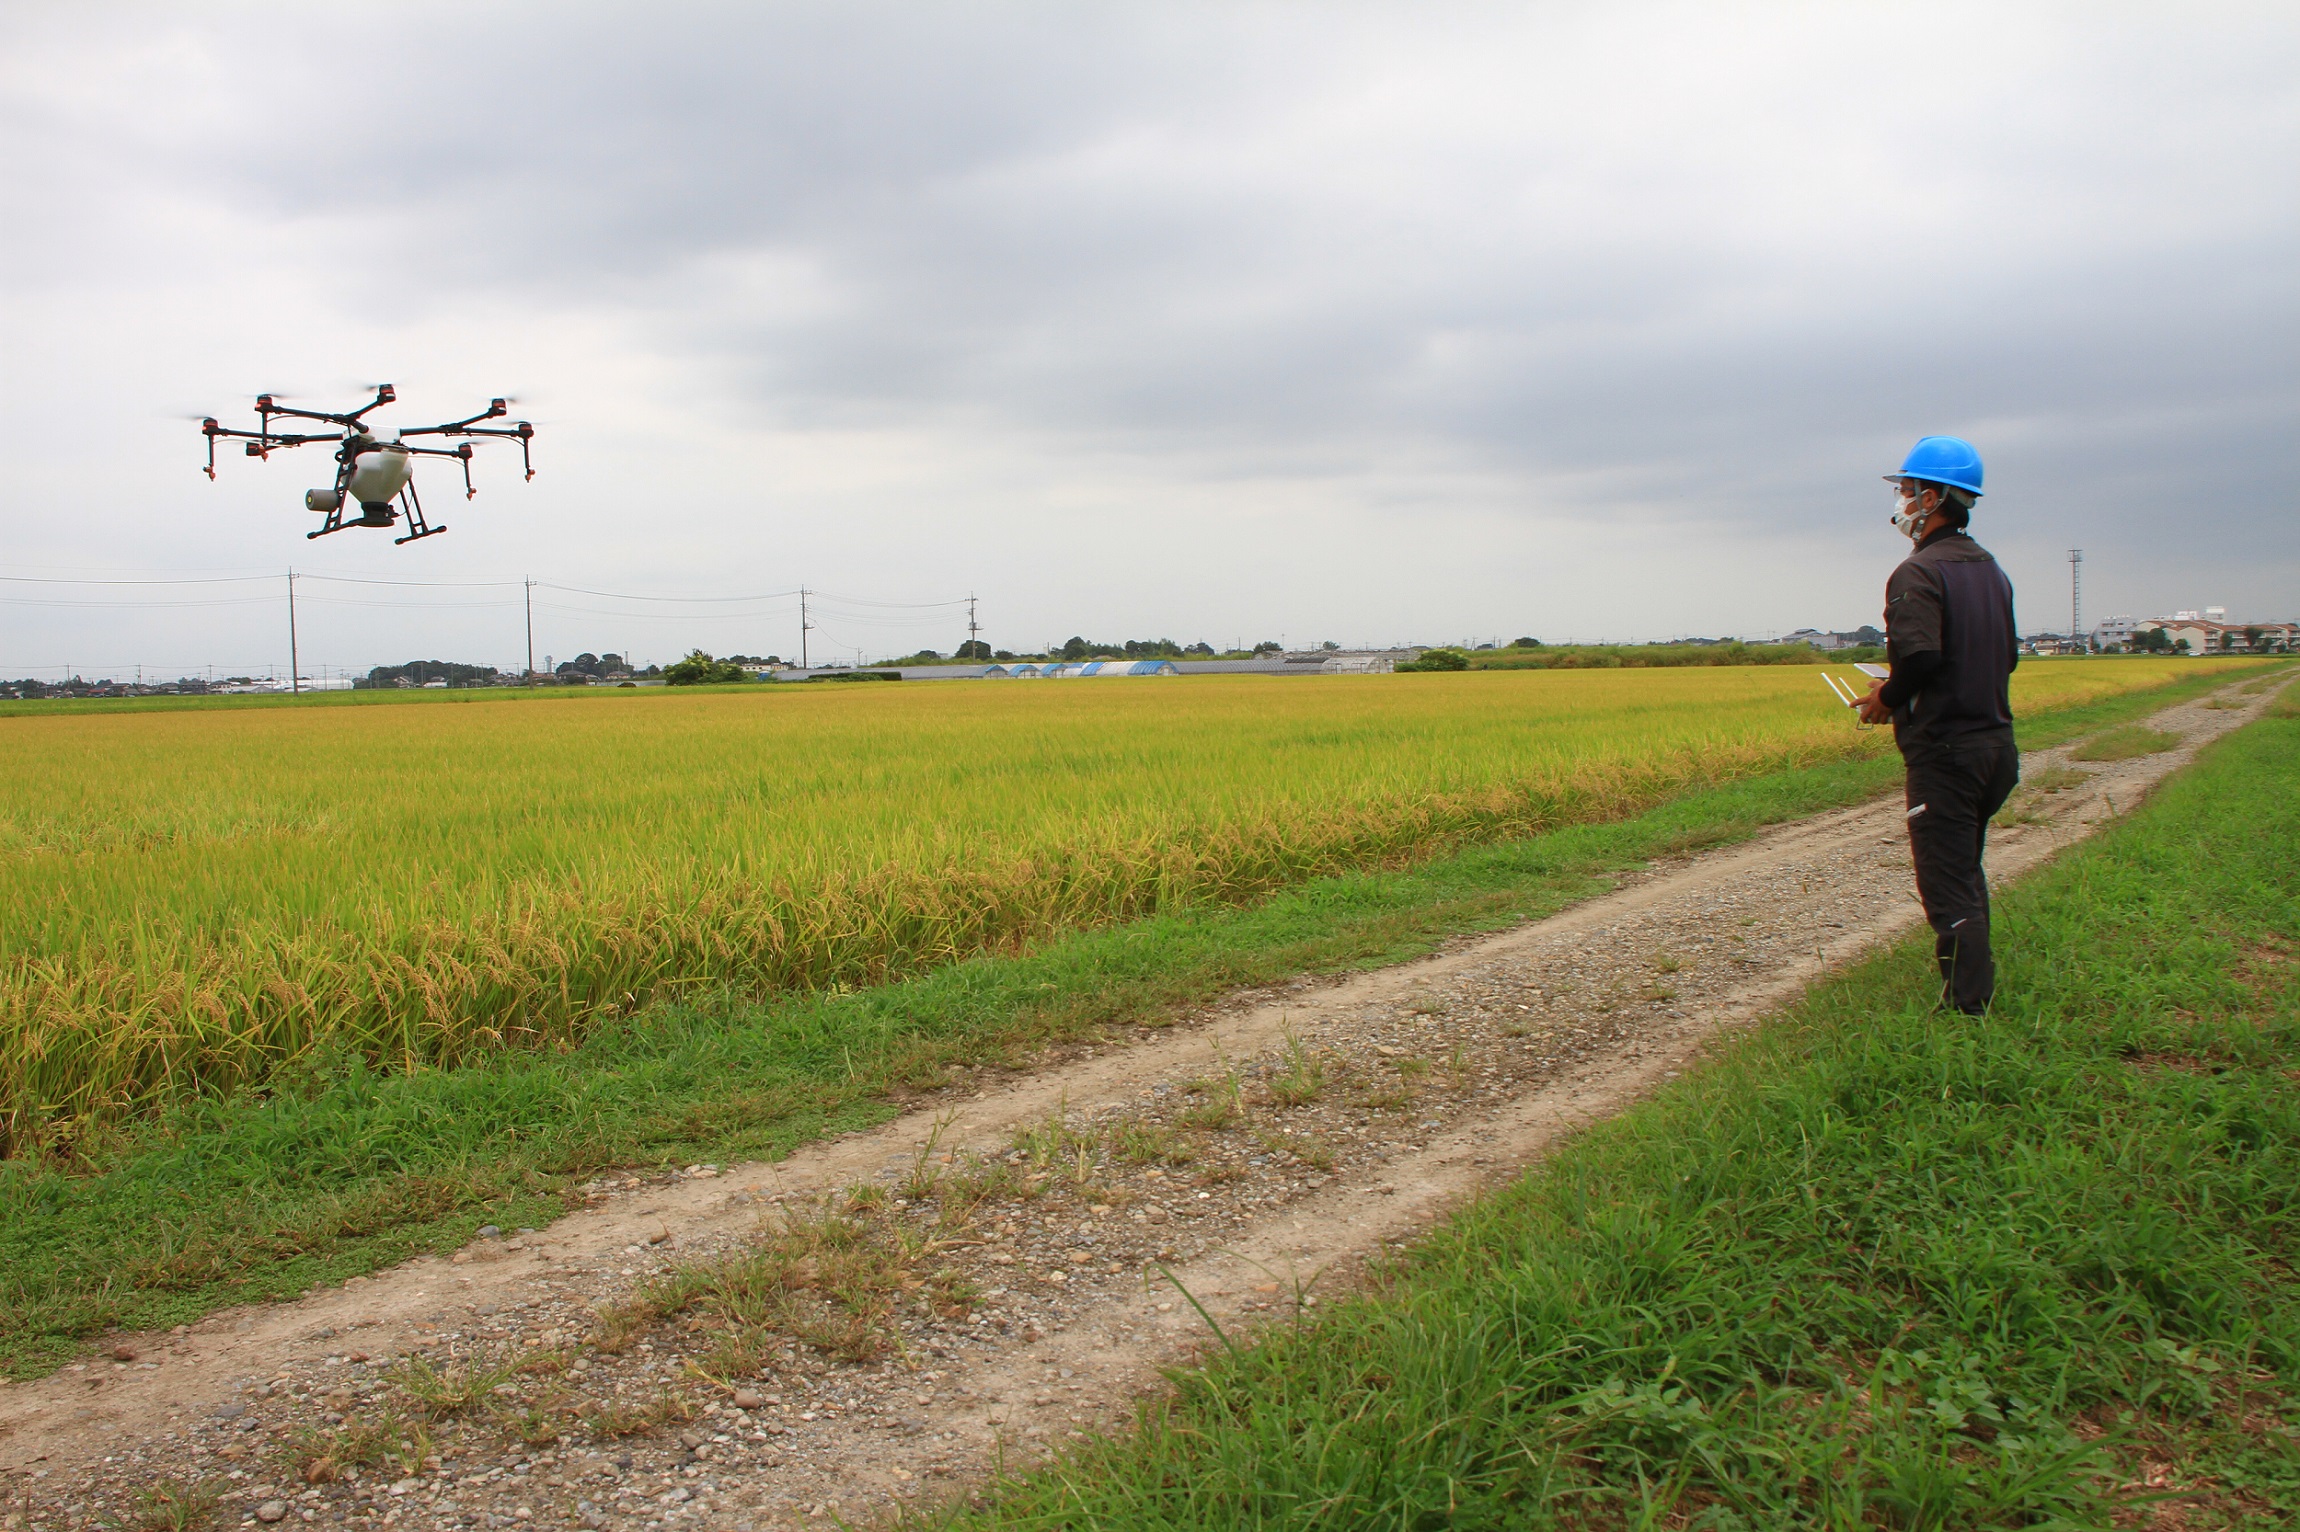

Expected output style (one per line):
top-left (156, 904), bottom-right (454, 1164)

top-left (1857, 436), bottom-right (2020, 1015)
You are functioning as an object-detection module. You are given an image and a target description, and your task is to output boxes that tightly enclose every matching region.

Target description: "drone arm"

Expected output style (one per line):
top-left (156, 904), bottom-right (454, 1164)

top-left (336, 383), bottom-right (396, 428)
top-left (451, 421), bottom-right (536, 479)
top-left (397, 398), bottom-right (509, 437)
top-left (397, 443), bottom-right (474, 460)
top-left (201, 418), bottom-right (340, 469)
top-left (258, 403), bottom-right (355, 428)
top-left (217, 429), bottom-right (341, 446)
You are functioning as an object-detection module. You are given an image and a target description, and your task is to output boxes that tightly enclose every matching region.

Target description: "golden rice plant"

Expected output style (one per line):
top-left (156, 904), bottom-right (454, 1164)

top-left (0, 659), bottom-right (2243, 1151)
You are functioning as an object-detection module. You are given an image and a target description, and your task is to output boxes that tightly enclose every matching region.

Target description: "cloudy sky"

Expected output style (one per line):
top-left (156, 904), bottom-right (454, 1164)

top-left (2, 2), bottom-right (2294, 678)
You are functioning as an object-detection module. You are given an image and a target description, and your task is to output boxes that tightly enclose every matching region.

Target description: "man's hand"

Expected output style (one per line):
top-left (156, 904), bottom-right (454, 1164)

top-left (1856, 679), bottom-right (1893, 726)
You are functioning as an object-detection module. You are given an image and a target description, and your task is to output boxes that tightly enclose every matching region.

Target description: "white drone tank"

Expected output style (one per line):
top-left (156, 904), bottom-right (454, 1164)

top-left (344, 433), bottom-right (414, 508)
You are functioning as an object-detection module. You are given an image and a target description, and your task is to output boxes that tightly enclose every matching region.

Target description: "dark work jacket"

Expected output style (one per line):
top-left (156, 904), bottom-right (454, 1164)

top-left (1881, 528), bottom-right (2018, 759)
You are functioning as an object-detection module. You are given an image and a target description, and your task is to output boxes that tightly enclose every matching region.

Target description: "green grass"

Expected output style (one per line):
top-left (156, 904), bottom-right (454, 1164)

top-left (2071, 724), bottom-right (2187, 762)
top-left (961, 703), bottom-right (2300, 1529)
top-left (0, 664), bottom-right (2271, 1379)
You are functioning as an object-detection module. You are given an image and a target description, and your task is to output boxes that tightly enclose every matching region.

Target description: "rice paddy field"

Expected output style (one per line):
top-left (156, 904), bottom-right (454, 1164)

top-left (0, 658), bottom-right (2258, 1154)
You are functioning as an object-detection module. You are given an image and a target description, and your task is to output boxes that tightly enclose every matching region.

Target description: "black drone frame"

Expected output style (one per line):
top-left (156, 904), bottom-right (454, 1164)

top-left (200, 383), bottom-right (535, 546)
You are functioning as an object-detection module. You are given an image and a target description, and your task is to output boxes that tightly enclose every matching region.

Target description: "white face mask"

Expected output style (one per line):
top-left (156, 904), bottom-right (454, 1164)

top-left (1891, 488), bottom-right (1925, 541)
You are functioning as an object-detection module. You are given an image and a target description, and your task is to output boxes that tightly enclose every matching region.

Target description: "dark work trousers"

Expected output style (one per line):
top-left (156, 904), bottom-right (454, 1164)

top-left (1902, 735), bottom-right (2021, 1014)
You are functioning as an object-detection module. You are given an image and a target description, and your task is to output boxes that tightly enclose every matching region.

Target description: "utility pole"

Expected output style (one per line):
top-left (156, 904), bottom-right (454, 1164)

top-left (800, 587), bottom-right (813, 669)
top-left (2069, 549), bottom-right (2084, 652)
top-left (525, 578), bottom-right (536, 684)
top-left (967, 592), bottom-right (981, 658)
top-left (287, 568), bottom-right (301, 694)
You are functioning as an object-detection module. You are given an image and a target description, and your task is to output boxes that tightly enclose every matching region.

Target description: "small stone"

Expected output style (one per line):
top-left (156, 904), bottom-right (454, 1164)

top-left (254, 1502), bottom-right (288, 1523)
top-left (214, 1402), bottom-right (246, 1419)
top-left (477, 1225), bottom-right (503, 1239)
top-left (110, 1345), bottom-right (137, 1362)
top-left (731, 1390), bottom-right (765, 1409)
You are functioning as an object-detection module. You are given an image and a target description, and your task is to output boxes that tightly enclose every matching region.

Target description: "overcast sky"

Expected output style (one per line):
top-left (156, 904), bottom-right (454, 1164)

top-left (2, 2), bottom-right (2294, 678)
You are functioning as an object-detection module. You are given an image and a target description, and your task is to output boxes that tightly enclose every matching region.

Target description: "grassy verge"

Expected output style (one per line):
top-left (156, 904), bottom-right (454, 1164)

top-left (0, 665), bottom-right (2273, 1377)
top-left (965, 693), bottom-right (2300, 1528)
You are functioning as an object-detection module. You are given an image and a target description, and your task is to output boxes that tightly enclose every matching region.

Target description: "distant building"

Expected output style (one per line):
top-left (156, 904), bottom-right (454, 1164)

top-left (2132, 616), bottom-right (2295, 654)
top-left (1779, 626), bottom-right (1884, 651)
top-left (773, 650), bottom-right (1412, 682)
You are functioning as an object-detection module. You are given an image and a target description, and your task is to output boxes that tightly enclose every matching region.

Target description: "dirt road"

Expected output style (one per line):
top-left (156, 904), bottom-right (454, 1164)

top-left (3, 679), bottom-right (2281, 1531)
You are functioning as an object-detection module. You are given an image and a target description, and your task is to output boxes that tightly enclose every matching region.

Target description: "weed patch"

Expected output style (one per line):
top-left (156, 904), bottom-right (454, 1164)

top-left (2072, 724), bottom-right (2185, 761)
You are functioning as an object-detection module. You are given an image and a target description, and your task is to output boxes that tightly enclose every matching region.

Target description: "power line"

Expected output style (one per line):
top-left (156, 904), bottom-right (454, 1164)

top-left (535, 582), bottom-right (802, 603)
top-left (0, 595), bottom-right (283, 609)
top-left (0, 573), bottom-right (279, 587)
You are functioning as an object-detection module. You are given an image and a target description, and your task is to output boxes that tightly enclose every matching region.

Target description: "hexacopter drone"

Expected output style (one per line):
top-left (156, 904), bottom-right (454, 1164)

top-left (198, 384), bottom-right (534, 545)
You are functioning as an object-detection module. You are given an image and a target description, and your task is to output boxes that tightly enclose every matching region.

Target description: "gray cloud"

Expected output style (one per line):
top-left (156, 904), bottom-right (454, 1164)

top-left (2, 2), bottom-right (2294, 678)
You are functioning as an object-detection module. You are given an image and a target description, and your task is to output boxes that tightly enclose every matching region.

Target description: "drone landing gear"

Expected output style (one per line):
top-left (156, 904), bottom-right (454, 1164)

top-left (304, 482), bottom-right (446, 543)
top-left (391, 479), bottom-right (447, 545)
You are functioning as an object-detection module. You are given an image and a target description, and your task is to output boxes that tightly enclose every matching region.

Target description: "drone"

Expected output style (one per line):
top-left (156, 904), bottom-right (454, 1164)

top-left (198, 384), bottom-right (534, 545)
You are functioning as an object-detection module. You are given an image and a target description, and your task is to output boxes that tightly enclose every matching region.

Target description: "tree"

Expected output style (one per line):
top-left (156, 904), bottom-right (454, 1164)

top-left (1251, 640), bottom-right (1283, 655)
top-left (663, 649), bottom-right (746, 685)
top-left (1511, 636), bottom-right (1543, 648)
top-left (1398, 646), bottom-right (1470, 672)
top-left (955, 640), bottom-right (991, 660)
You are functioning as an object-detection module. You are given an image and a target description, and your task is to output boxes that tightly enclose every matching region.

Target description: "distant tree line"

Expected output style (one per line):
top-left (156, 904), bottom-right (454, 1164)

top-left (362, 660), bottom-right (502, 688)
top-left (893, 637), bottom-right (1287, 664)
top-left (1468, 640), bottom-right (1885, 671)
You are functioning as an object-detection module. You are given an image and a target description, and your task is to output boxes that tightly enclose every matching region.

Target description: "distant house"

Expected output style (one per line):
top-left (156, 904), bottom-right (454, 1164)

top-left (1049, 659), bottom-right (1181, 677)
top-left (2133, 616), bottom-right (2295, 654)
top-left (1780, 626), bottom-right (1884, 651)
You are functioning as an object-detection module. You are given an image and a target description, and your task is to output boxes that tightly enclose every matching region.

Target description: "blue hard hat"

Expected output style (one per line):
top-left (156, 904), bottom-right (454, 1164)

top-left (1889, 435), bottom-right (1984, 496)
